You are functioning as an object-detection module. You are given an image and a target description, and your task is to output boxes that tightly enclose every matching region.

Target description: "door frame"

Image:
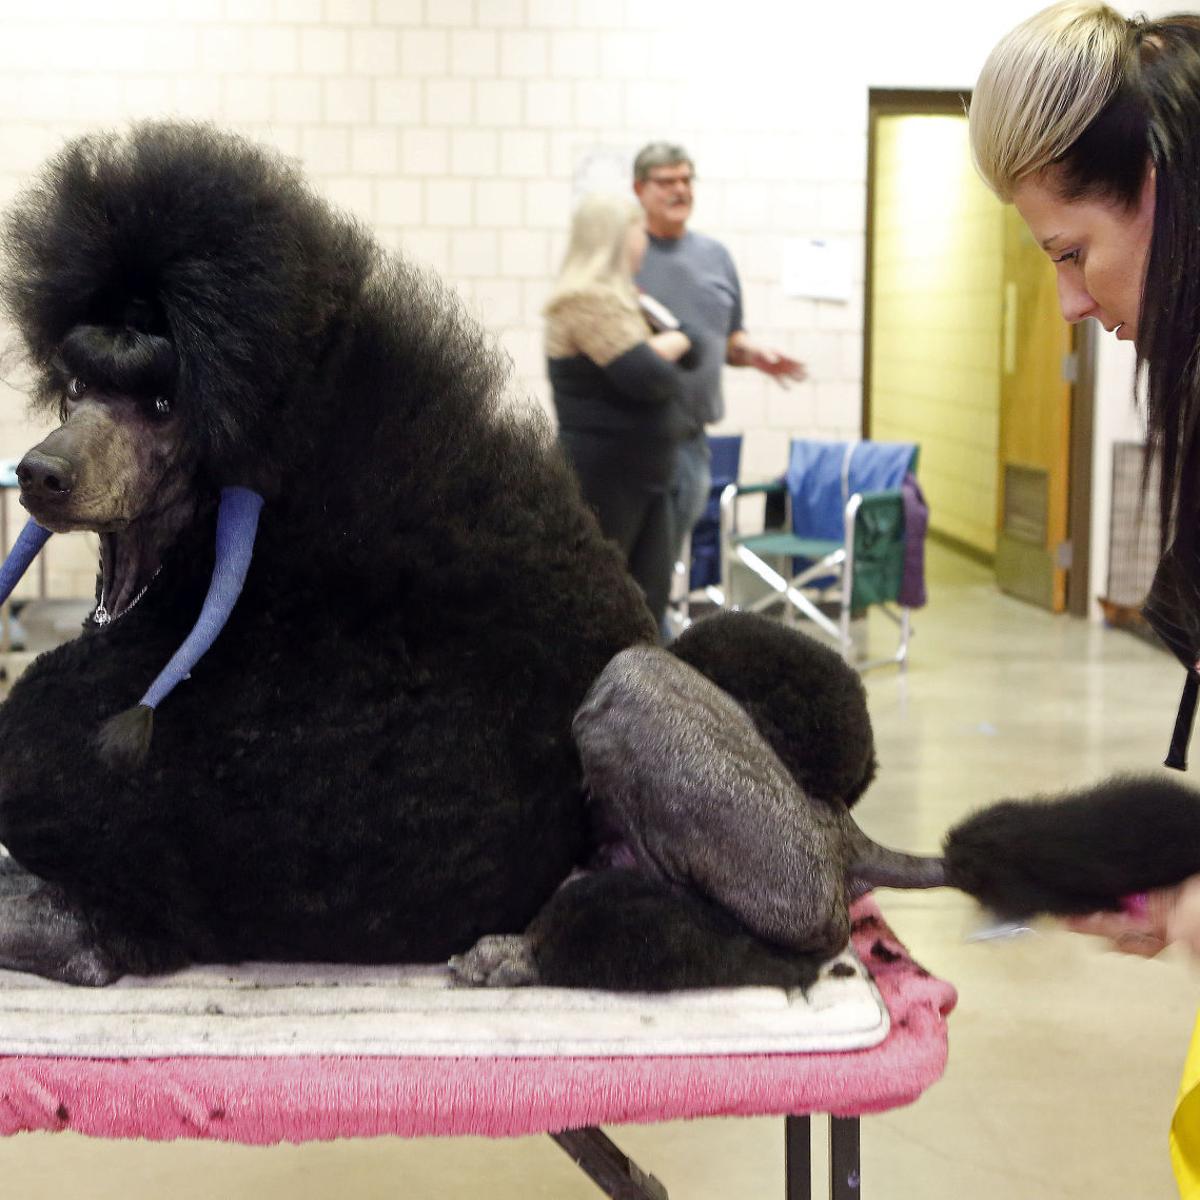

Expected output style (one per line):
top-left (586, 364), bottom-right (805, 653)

top-left (863, 88), bottom-right (1094, 616)
top-left (1065, 320), bottom-right (1095, 617)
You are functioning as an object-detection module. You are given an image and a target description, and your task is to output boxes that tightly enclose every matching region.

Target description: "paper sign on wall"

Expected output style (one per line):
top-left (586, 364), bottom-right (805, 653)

top-left (782, 238), bottom-right (853, 303)
top-left (572, 145), bottom-right (636, 206)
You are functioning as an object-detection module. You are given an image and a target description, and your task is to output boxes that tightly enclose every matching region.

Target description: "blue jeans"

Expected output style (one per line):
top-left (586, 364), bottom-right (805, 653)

top-left (661, 433), bottom-right (712, 642)
top-left (669, 432), bottom-right (712, 563)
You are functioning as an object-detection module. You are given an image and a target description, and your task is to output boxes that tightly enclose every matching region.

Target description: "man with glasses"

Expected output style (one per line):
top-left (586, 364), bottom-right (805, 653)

top-left (632, 142), bottom-right (807, 627)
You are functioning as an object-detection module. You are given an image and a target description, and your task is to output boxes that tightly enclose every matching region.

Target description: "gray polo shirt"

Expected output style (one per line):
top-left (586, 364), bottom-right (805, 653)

top-left (636, 230), bottom-right (744, 430)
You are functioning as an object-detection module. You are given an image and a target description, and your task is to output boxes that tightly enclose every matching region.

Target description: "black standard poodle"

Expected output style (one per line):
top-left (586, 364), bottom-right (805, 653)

top-left (0, 122), bottom-right (882, 990)
top-left (2, 122), bottom-right (1200, 992)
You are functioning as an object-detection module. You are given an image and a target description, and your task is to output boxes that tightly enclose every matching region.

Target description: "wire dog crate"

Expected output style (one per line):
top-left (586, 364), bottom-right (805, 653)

top-left (1100, 440), bottom-right (1161, 641)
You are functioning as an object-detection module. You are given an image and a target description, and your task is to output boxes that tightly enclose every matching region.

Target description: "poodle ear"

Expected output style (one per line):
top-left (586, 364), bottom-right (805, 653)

top-left (96, 705), bottom-right (154, 772)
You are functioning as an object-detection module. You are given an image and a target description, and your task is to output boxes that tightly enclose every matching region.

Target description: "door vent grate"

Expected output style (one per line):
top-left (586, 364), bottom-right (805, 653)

top-left (1003, 464), bottom-right (1048, 546)
top-left (1107, 441), bottom-right (1160, 607)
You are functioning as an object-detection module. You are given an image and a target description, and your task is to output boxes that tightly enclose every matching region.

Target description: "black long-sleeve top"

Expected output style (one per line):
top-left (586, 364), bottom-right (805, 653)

top-left (545, 287), bottom-right (696, 441)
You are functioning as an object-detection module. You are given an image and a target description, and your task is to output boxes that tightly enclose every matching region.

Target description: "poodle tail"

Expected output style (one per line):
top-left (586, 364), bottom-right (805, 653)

top-left (846, 825), bottom-right (947, 891)
top-left (942, 774), bottom-right (1200, 919)
top-left (847, 774), bottom-right (1200, 915)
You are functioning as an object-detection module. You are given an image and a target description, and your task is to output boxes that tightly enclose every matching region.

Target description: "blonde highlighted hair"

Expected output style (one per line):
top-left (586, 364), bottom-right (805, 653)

top-left (969, 1), bottom-right (1131, 199)
top-left (544, 193), bottom-right (642, 316)
top-left (973, 4), bottom-right (1200, 556)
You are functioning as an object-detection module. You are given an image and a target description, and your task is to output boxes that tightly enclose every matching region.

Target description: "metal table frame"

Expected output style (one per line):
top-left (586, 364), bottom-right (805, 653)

top-left (551, 1114), bottom-right (861, 1199)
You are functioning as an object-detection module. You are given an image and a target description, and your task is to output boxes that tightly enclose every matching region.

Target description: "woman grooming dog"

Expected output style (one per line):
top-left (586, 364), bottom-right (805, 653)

top-left (970, 3), bottom-right (1200, 1187)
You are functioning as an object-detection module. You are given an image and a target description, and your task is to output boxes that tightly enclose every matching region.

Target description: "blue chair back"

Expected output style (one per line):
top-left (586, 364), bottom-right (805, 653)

top-left (784, 440), bottom-right (917, 539)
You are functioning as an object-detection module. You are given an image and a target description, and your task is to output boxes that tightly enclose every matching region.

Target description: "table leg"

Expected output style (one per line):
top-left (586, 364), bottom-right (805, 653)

top-left (550, 1127), bottom-right (669, 1200)
top-left (785, 1114), bottom-right (812, 1200)
top-left (830, 1116), bottom-right (861, 1198)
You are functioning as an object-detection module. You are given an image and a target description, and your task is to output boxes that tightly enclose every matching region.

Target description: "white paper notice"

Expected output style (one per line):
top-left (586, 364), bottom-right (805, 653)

top-left (782, 238), bottom-right (853, 303)
top-left (572, 145), bottom-right (636, 206)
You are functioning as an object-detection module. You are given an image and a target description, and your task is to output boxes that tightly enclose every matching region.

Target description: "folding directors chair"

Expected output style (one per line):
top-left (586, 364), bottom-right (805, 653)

top-left (720, 440), bottom-right (927, 670)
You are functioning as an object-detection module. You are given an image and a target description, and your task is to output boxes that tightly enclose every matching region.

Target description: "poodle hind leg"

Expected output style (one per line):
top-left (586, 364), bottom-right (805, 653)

top-left (0, 882), bottom-right (120, 986)
top-left (574, 644), bottom-right (854, 957)
top-left (525, 869), bottom-right (833, 992)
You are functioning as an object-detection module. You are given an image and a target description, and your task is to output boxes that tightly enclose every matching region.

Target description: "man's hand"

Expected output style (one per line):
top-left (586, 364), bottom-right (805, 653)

top-left (727, 333), bottom-right (807, 385)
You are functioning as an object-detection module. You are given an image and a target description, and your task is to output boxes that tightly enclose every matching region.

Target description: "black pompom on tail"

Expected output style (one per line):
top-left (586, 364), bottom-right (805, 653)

top-left (944, 774), bottom-right (1200, 919)
top-left (96, 705), bottom-right (154, 771)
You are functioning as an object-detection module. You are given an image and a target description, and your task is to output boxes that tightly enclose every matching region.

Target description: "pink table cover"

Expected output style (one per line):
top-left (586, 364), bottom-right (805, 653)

top-left (0, 896), bottom-right (956, 1144)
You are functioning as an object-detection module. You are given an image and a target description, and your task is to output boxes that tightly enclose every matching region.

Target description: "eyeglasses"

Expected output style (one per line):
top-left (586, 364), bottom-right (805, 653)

top-left (646, 173), bottom-right (694, 189)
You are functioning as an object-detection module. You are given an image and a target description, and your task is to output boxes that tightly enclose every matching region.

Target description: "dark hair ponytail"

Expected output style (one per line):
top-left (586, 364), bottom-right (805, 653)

top-left (1130, 19), bottom-right (1200, 552)
top-left (1051, 17), bottom-right (1200, 550)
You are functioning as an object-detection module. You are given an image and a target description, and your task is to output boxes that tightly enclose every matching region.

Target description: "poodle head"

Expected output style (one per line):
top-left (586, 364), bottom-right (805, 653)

top-left (2, 121), bottom-right (376, 509)
top-left (13, 315), bottom-right (195, 534)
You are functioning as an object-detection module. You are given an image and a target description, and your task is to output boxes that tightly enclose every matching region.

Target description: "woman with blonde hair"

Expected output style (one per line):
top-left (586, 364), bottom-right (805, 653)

top-left (971, 3), bottom-right (1200, 1188)
top-left (545, 193), bottom-right (697, 631)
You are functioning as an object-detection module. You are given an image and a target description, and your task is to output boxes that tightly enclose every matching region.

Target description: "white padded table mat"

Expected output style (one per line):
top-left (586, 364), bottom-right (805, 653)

top-left (0, 948), bottom-right (889, 1059)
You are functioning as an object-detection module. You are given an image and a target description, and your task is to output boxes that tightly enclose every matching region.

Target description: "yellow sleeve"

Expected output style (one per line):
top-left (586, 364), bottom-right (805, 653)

top-left (1171, 1010), bottom-right (1200, 1196)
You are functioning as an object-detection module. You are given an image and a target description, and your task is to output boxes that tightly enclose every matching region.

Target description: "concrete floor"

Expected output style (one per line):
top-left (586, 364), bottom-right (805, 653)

top-left (2, 542), bottom-right (1197, 1198)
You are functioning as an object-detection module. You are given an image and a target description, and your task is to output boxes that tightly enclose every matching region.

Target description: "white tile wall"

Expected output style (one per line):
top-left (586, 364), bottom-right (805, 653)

top-left (0, 0), bottom-right (1152, 606)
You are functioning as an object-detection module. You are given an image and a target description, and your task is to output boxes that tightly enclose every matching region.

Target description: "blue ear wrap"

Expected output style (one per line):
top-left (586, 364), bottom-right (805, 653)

top-left (97, 486), bottom-right (264, 771)
top-left (0, 519), bottom-right (53, 605)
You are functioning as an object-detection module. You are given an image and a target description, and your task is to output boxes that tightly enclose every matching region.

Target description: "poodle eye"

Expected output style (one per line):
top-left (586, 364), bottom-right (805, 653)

top-left (154, 396), bottom-right (171, 416)
top-left (66, 377), bottom-right (88, 399)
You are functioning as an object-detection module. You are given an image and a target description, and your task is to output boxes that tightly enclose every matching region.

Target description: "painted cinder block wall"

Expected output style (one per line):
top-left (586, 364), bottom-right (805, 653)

top-left (0, 0), bottom-right (1157, 611)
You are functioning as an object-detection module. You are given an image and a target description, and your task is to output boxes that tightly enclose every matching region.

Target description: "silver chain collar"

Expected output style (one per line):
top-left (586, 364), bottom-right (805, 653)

top-left (93, 542), bottom-right (162, 627)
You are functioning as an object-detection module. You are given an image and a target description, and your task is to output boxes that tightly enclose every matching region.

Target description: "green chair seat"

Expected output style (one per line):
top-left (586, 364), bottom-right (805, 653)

top-left (735, 533), bottom-right (843, 561)
top-left (719, 439), bottom-right (922, 669)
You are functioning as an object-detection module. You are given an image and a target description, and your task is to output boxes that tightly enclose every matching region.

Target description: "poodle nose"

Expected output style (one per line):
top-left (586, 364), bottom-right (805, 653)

top-left (16, 451), bottom-right (76, 501)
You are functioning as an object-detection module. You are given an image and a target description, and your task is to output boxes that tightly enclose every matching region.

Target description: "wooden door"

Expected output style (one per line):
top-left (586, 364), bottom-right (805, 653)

top-left (995, 205), bottom-right (1075, 612)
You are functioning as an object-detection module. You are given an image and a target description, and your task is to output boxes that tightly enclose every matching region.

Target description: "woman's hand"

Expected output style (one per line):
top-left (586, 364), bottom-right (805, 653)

top-left (1168, 876), bottom-right (1200, 957)
top-left (1064, 876), bottom-right (1200, 957)
top-left (648, 329), bottom-right (691, 362)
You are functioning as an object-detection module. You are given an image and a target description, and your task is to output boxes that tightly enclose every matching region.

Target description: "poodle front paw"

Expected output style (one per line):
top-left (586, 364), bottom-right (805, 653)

top-left (59, 946), bottom-right (122, 987)
top-left (449, 934), bottom-right (540, 988)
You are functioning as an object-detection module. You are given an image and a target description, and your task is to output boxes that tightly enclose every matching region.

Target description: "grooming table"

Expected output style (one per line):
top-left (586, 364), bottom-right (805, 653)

top-left (0, 896), bottom-right (955, 1198)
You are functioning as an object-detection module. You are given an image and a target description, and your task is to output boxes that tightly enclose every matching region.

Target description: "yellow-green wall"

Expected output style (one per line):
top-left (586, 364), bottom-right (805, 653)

top-left (870, 114), bottom-right (1003, 556)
